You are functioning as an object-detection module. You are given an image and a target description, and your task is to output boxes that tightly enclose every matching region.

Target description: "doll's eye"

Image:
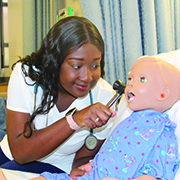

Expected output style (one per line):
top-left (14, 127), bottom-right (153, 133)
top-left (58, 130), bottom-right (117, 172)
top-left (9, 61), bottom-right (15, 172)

top-left (128, 77), bottom-right (132, 82)
top-left (140, 77), bottom-right (147, 83)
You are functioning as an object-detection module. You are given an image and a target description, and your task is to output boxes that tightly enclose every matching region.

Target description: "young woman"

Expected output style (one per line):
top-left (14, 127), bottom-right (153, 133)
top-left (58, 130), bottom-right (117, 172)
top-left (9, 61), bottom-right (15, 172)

top-left (0, 16), bottom-right (117, 174)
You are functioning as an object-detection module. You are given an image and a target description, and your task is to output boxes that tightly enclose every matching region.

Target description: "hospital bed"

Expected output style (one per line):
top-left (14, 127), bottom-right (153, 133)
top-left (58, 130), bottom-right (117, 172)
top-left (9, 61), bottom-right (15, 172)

top-left (1, 49), bottom-right (180, 179)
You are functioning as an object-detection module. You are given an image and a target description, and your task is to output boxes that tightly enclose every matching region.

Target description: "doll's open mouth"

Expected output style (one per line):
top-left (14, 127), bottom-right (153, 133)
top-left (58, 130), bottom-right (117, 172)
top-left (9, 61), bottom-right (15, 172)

top-left (127, 91), bottom-right (135, 100)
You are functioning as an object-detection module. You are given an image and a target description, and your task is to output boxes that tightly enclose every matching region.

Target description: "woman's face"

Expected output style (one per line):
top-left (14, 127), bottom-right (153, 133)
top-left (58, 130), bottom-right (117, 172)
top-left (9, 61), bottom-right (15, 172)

top-left (59, 43), bottom-right (102, 98)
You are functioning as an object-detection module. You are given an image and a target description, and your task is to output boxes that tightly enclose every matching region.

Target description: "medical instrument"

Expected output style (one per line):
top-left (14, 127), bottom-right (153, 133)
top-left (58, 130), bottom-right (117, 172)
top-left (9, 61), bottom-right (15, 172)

top-left (85, 79), bottom-right (126, 150)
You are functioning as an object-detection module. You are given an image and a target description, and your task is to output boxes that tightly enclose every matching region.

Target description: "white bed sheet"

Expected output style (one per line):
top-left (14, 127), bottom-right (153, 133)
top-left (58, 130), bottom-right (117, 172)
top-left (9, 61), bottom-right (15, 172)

top-left (1, 168), bottom-right (39, 180)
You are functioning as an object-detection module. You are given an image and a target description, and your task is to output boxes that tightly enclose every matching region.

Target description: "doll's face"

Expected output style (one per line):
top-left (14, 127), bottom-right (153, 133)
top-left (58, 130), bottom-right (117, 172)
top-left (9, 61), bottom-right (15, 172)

top-left (125, 62), bottom-right (162, 112)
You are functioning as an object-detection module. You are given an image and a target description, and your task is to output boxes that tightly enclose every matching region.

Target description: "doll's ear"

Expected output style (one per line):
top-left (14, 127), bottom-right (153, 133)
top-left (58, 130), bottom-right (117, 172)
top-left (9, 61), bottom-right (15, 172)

top-left (158, 88), bottom-right (170, 101)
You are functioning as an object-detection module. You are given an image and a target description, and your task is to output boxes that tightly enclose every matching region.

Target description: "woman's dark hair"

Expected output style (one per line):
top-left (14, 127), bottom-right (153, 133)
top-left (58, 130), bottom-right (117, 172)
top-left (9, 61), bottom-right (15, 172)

top-left (13, 16), bottom-right (105, 137)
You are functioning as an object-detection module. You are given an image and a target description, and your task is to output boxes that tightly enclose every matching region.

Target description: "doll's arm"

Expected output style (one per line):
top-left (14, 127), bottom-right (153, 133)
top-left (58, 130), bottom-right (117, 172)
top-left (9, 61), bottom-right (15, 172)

top-left (102, 175), bottom-right (157, 180)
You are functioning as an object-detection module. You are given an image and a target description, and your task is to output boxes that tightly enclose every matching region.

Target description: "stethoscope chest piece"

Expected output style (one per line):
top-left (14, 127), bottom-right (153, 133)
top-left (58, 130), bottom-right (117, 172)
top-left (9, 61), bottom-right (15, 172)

top-left (85, 91), bottom-right (98, 151)
top-left (85, 133), bottom-right (98, 150)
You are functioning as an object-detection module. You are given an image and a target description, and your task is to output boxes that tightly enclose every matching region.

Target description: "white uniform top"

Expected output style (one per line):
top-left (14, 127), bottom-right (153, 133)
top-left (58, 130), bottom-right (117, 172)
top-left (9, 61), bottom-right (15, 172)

top-left (0, 63), bottom-right (118, 173)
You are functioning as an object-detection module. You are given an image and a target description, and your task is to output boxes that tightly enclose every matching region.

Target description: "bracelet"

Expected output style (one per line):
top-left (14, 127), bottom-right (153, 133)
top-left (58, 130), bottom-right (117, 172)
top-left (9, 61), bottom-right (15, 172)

top-left (66, 114), bottom-right (80, 130)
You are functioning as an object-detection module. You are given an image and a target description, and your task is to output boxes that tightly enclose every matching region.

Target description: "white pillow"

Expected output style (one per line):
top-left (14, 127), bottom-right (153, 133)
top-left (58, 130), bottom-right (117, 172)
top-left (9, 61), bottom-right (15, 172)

top-left (154, 49), bottom-right (180, 180)
top-left (154, 49), bottom-right (180, 69)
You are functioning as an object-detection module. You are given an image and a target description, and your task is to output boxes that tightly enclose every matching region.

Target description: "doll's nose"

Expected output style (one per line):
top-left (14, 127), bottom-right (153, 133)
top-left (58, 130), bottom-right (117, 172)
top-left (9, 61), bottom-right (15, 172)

top-left (127, 81), bottom-right (134, 87)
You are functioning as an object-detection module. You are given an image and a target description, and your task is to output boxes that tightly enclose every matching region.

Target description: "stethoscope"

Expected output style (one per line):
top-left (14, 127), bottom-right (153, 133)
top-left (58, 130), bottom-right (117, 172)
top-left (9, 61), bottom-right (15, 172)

top-left (34, 79), bottom-right (125, 151)
top-left (33, 83), bottom-right (97, 150)
top-left (33, 83), bottom-right (45, 131)
top-left (84, 90), bottom-right (98, 150)
top-left (85, 89), bottom-right (122, 150)
top-left (34, 83), bottom-right (43, 110)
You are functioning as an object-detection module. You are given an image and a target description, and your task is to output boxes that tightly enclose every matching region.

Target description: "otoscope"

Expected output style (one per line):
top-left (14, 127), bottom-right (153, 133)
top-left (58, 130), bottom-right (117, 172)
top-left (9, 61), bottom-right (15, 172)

top-left (106, 79), bottom-right (126, 108)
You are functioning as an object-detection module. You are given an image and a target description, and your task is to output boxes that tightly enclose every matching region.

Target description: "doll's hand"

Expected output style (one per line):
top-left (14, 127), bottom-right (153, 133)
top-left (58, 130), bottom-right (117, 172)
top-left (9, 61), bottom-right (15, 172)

top-left (69, 161), bottom-right (93, 180)
top-left (78, 160), bottom-right (93, 173)
top-left (69, 168), bottom-right (86, 180)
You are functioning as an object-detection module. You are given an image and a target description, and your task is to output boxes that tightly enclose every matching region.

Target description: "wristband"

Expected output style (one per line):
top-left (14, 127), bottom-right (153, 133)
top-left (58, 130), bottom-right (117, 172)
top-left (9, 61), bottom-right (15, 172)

top-left (66, 114), bottom-right (80, 130)
top-left (66, 108), bottom-right (80, 130)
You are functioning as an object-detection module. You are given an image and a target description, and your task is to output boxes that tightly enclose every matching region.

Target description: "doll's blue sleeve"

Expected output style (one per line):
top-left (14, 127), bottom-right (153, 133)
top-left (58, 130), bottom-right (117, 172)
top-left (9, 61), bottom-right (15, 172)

top-left (40, 172), bottom-right (71, 180)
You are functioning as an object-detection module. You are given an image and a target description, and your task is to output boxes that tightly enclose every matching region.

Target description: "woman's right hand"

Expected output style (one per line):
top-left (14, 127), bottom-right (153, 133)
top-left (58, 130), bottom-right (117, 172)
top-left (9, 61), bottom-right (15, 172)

top-left (73, 102), bottom-right (116, 129)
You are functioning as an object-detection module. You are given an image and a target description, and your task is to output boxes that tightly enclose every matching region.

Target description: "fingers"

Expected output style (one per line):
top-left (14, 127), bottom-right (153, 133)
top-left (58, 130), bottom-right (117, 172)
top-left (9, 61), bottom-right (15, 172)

top-left (88, 103), bottom-right (113, 126)
top-left (111, 110), bottom-right (117, 117)
top-left (73, 103), bottom-right (116, 129)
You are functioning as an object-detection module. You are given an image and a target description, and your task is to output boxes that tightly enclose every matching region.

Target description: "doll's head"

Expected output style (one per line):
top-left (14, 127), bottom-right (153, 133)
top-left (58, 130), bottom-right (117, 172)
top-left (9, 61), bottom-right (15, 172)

top-left (125, 56), bottom-right (180, 113)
